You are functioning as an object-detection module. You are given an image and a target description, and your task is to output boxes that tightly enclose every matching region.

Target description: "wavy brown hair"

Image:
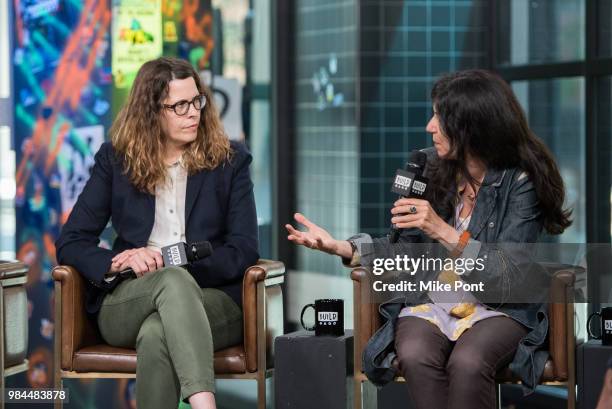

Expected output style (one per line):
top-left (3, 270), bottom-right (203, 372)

top-left (110, 57), bottom-right (231, 194)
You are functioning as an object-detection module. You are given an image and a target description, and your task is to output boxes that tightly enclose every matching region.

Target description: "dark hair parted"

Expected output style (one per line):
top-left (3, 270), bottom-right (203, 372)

top-left (428, 69), bottom-right (572, 235)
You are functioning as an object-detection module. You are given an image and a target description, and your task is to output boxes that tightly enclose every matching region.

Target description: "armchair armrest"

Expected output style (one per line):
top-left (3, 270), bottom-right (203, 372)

top-left (242, 259), bottom-right (285, 372)
top-left (544, 263), bottom-right (580, 380)
top-left (351, 267), bottom-right (381, 375)
top-left (52, 265), bottom-right (103, 371)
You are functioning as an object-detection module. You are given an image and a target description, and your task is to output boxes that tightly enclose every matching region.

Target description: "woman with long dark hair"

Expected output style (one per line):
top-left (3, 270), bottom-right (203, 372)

top-left (56, 57), bottom-right (259, 409)
top-left (286, 69), bottom-right (571, 409)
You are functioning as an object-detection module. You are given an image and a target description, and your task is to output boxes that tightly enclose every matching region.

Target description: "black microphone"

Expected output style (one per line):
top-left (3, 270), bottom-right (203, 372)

top-left (388, 150), bottom-right (429, 243)
top-left (109, 241), bottom-right (213, 278)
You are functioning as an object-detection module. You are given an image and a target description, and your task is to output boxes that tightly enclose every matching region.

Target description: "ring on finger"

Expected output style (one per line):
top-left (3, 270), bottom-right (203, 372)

top-left (409, 206), bottom-right (417, 214)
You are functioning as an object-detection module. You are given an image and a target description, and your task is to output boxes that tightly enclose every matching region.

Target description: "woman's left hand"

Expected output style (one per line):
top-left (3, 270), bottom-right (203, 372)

top-left (390, 198), bottom-right (459, 244)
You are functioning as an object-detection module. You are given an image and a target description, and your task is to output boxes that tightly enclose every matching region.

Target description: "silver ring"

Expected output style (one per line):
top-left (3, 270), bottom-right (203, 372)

top-left (409, 206), bottom-right (417, 214)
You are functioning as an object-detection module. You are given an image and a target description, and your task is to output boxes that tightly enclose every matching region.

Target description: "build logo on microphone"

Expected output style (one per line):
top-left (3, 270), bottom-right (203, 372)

top-left (168, 245), bottom-right (183, 265)
top-left (395, 175), bottom-right (412, 189)
top-left (412, 180), bottom-right (427, 194)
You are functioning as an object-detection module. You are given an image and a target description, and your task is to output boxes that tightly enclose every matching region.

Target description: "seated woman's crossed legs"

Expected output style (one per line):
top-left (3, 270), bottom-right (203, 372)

top-left (97, 266), bottom-right (243, 408)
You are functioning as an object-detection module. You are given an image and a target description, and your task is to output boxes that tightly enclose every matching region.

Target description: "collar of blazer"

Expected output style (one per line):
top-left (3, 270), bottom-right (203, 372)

top-left (185, 170), bottom-right (214, 223)
top-left (464, 168), bottom-right (507, 238)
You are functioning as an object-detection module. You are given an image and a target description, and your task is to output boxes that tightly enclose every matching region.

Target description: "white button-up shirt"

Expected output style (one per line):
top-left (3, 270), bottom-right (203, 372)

top-left (147, 159), bottom-right (188, 253)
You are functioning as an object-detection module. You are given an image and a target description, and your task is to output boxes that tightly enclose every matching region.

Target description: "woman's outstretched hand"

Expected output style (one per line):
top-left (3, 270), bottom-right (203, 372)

top-left (285, 213), bottom-right (353, 258)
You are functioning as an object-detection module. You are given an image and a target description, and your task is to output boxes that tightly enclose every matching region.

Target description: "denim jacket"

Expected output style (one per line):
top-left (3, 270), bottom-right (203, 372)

top-left (352, 147), bottom-right (550, 395)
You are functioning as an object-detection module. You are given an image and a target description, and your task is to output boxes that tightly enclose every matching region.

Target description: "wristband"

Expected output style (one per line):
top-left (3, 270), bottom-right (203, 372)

top-left (450, 230), bottom-right (471, 258)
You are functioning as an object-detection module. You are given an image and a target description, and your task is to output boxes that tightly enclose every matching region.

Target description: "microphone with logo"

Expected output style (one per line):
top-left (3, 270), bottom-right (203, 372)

top-left (388, 150), bottom-right (429, 243)
top-left (109, 241), bottom-right (213, 278)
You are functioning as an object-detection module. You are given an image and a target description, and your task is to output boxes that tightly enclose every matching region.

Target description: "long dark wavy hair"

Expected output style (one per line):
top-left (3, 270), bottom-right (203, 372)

top-left (427, 69), bottom-right (572, 235)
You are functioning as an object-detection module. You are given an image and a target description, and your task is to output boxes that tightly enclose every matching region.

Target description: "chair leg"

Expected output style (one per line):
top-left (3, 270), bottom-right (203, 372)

top-left (362, 380), bottom-right (378, 409)
top-left (496, 383), bottom-right (502, 409)
top-left (354, 378), bottom-right (362, 409)
top-left (54, 378), bottom-right (63, 409)
top-left (53, 280), bottom-right (63, 409)
top-left (0, 283), bottom-right (4, 409)
top-left (257, 372), bottom-right (266, 409)
top-left (567, 378), bottom-right (576, 409)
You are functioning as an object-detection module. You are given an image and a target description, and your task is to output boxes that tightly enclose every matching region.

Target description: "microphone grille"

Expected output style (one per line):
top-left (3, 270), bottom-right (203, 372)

top-left (410, 150), bottom-right (428, 168)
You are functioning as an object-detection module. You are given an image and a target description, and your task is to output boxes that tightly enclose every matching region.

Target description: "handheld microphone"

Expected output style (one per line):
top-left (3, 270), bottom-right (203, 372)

top-left (161, 241), bottom-right (213, 267)
top-left (389, 150), bottom-right (429, 243)
top-left (109, 241), bottom-right (213, 278)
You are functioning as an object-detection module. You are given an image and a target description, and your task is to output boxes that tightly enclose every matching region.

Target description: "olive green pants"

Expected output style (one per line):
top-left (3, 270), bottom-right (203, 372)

top-left (97, 266), bottom-right (243, 409)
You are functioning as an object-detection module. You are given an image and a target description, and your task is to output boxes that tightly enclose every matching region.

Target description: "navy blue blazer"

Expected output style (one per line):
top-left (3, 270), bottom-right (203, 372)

top-left (55, 140), bottom-right (259, 314)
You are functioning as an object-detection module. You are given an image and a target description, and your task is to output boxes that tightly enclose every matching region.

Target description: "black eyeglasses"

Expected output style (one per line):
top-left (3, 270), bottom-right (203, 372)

top-left (163, 94), bottom-right (207, 116)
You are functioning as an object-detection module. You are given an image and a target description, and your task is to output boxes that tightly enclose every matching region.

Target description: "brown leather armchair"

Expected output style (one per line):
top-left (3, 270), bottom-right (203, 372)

top-left (52, 259), bottom-right (285, 409)
top-left (351, 263), bottom-right (579, 409)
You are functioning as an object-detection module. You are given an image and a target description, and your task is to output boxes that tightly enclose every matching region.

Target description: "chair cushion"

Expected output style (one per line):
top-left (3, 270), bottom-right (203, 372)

top-left (71, 344), bottom-right (247, 374)
top-left (388, 357), bottom-right (560, 384)
top-left (72, 345), bottom-right (136, 373)
top-left (495, 359), bottom-right (559, 383)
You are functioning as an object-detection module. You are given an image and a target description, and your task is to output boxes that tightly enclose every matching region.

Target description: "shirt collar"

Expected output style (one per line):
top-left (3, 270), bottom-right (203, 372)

top-left (457, 168), bottom-right (507, 196)
top-left (167, 155), bottom-right (185, 169)
top-left (483, 168), bottom-right (507, 187)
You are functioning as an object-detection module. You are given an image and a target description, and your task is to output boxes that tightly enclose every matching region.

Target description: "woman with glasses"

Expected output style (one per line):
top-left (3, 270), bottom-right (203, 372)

top-left (56, 57), bottom-right (259, 409)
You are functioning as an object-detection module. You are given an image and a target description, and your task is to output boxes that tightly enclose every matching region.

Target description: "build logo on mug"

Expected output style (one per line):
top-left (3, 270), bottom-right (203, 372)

top-left (588, 307), bottom-right (612, 346)
top-left (300, 299), bottom-right (344, 336)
